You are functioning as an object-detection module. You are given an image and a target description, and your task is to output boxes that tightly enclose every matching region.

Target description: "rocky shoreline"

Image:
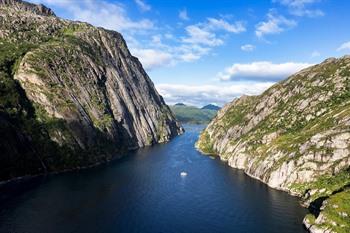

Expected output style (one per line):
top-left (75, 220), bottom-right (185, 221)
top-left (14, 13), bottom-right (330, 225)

top-left (196, 56), bottom-right (350, 233)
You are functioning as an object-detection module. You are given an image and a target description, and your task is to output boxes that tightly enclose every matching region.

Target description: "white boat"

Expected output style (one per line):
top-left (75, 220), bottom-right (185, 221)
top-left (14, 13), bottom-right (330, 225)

top-left (180, 172), bottom-right (187, 177)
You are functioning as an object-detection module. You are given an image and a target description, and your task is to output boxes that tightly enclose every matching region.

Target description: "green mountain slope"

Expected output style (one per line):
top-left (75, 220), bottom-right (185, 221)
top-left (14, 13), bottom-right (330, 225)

top-left (170, 104), bottom-right (218, 124)
top-left (201, 104), bottom-right (221, 111)
top-left (196, 56), bottom-right (350, 233)
top-left (0, 0), bottom-right (182, 183)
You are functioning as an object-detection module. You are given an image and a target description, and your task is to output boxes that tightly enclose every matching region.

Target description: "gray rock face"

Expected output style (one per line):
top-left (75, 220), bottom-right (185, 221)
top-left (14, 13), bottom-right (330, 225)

top-left (198, 56), bottom-right (350, 191)
top-left (196, 56), bottom-right (350, 232)
top-left (0, 0), bottom-right (183, 182)
top-left (0, 0), bottom-right (55, 16)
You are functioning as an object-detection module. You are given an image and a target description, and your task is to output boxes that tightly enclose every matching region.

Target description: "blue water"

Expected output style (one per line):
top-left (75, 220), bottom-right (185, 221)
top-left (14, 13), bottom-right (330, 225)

top-left (0, 124), bottom-right (308, 233)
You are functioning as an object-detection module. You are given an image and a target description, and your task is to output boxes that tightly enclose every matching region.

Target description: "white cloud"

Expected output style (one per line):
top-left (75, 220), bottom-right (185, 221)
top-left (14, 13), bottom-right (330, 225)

top-left (28, 0), bottom-right (244, 70)
top-left (311, 50), bottom-right (320, 57)
top-left (256, 11), bottom-right (297, 38)
top-left (207, 18), bottom-right (246, 33)
top-left (218, 61), bottom-right (313, 81)
top-left (241, 44), bottom-right (255, 52)
top-left (337, 41), bottom-right (350, 51)
top-left (274, 0), bottom-right (324, 17)
top-left (276, 0), bottom-right (318, 8)
top-left (131, 48), bottom-right (173, 70)
top-left (178, 44), bottom-right (210, 62)
top-left (291, 8), bottom-right (323, 17)
top-left (183, 25), bottom-right (223, 46)
top-left (31, 0), bottom-right (154, 33)
top-left (134, 0), bottom-right (151, 12)
top-left (179, 8), bottom-right (190, 21)
top-left (179, 17), bottom-right (246, 61)
top-left (183, 17), bottom-right (246, 47)
top-left (156, 82), bottom-right (275, 107)
top-left (180, 53), bottom-right (201, 62)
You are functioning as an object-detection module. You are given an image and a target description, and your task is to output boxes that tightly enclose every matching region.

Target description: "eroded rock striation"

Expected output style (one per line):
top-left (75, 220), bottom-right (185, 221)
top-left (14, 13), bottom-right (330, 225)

top-left (0, 0), bottom-right (183, 182)
top-left (197, 56), bottom-right (350, 233)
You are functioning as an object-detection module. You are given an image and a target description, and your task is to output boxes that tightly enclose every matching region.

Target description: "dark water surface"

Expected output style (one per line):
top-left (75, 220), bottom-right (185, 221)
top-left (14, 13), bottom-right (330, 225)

top-left (0, 124), bottom-right (308, 233)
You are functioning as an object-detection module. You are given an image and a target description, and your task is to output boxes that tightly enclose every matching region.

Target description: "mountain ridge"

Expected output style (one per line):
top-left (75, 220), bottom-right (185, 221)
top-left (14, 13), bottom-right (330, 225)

top-left (201, 104), bottom-right (221, 111)
top-left (196, 56), bottom-right (350, 233)
top-left (0, 0), bottom-right (183, 183)
top-left (170, 104), bottom-right (218, 124)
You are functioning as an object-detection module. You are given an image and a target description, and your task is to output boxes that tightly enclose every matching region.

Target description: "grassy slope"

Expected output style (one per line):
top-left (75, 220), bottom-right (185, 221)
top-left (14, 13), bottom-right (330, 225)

top-left (0, 21), bottom-right (119, 181)
top-left (197, 57), bottom-right (350, 232)
top-left (170, 105), bottom-right (217, 124)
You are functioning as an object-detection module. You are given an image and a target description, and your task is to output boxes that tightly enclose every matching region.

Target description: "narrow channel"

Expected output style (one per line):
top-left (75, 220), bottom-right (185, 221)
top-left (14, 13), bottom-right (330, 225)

top-left (0, 124), bottom-right (308, 233)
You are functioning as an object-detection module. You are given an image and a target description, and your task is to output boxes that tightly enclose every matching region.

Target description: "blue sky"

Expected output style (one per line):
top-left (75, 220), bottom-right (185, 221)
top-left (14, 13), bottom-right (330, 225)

top-left (30, 0), bottom-right (350, 106)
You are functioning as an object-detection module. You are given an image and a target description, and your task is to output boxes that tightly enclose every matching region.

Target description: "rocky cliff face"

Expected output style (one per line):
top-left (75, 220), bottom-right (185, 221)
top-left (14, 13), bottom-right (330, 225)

top-left (0, 0), bottom-right (183, 182)
top-left (197, 56), bottom-right (350, 233)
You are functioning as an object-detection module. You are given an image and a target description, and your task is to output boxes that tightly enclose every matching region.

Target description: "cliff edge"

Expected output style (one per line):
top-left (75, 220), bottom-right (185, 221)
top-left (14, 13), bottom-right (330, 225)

top-left (0, 0), bottom-right (183, 182)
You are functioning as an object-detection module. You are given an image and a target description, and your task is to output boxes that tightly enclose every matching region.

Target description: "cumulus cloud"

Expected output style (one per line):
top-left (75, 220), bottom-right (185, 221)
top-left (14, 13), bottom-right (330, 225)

top-left (207, 18), bottom-right (246, 33)
top-left (183, 17), bottom-right (246, 46)
top-left (183, 25), bottom-right (224, 46)
top-left (135, 0), bottom-right (151, 12)
top-left (29, 1), bottom-right (244, 70)
top-left (31, 0), bottom-right (154, 33)
top-left (176, 17), bottom-right (246, 62)
top-left (180, 53), bottom-right (201, 62)
top-left (337, 41), bottom-right (350, 51)
top-left (274, 0), bottom-right (324, 17)
top-left (179, 8), bottom-right (190, 21)
top-left (178, 44), bottom-right (210, 62)
top-left (128, 33), bottom-right (210, 68)
top-left (218, 61), bottom-right (313, 81)
top-left (256, 11), bottom-right (296, 38)
top-left (156, 82), bottom-right (275, 107)
top-left (241, 44), bottom-right (255, 52)
top-left (131, 48), bottom-right (173, 70)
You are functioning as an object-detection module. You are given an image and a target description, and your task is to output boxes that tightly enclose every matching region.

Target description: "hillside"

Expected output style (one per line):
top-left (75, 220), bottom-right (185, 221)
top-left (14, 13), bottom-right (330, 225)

top-left (196, 56), bottom-right (350, 233)
top-left (0, 0), bottom-right (183, 183)
top-left (202, 104), bottom-right (221, 111)
top-left (170, 104), bottom-right (218, 124)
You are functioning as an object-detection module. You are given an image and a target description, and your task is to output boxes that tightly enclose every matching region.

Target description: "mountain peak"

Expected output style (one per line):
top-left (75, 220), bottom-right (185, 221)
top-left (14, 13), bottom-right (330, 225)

top-left (0, 0), bottom-right (55, 16)
top-left (201, 104), bottom-right (221, 111)
top-left (174, 103), bottom-right (186, 106)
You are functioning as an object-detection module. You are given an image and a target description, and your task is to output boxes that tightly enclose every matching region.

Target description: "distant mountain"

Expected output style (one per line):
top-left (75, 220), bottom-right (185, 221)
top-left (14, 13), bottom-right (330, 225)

top-left (170, 105), bottom-right (218, 124)
top-left (201, 104), bottom-right (221, 111)
top-left (174, 103), bottom-right (186, 106)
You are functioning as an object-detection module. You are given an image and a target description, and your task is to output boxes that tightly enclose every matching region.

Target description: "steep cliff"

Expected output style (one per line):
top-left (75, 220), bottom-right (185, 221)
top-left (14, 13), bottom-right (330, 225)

top-left (0, 0), bottom-right (183, 182)
top-left (197, 56), bottom-right (350, 232)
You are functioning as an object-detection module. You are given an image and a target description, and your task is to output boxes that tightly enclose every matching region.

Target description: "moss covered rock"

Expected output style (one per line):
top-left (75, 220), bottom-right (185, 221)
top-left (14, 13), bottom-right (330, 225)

top-left (0, 0), bottom-right (183, 182)
top-left (197, 56), bottom-right (350, 232)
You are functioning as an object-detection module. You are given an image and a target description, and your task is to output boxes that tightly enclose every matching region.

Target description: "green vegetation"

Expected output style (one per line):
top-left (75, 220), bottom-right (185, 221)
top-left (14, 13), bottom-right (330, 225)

top-left (61, 23), bottom-right (90, 36)
top-left (306, 189), bottom-right (350, 233)
top-left (0, 0), bottom-right (182, 184)
top-left (196, 56), bottom-right (350, 231)
top-left (202, 104), bottom-right (221, 111)
top-left (170, 104), bottom-right (218, 124)
top-left (220, 96), bottom-right (256, 129)
top-left (0, 40), bottom-right (80, 179)
top-left (290, 169), bottom-right (350, 203)
top-left (0, 40), bottom-right (37, 117)
top-left (0, 26), bottom-right (119, 181)
top-left (197, 131), bottom-right (215, 155)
